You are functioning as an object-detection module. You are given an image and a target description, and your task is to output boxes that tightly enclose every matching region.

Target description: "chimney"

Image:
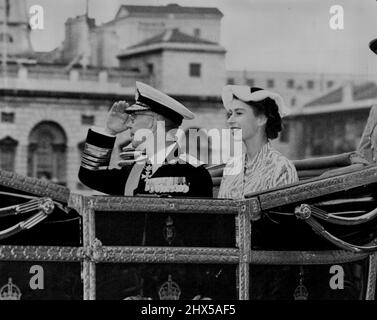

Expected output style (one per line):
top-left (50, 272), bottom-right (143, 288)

top-left (62, 15), bottom-right (95, 64)
top-left (0, 0), bottom-right (33, 55)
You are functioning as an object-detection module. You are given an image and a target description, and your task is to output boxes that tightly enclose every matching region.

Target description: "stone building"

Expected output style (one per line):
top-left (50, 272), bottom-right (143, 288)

top-left (287, 81), bottom-right (377, 159)
top-left (58, 4), bottom-right (223, 69)
top-left (117, 28), bottom-right (226, 96)
top-left (0, 2), bottom-right (229, 193)
top-left (0, 64), bottom-right (147, 192)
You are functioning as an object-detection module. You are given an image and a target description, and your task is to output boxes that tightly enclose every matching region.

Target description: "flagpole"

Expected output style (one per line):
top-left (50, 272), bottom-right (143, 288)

top-left (83, 0), bottom-right (90, 71)
top-left (86, 0), bottom-right (89, 18)
top-left (2, 0), bottom-right (8, 86)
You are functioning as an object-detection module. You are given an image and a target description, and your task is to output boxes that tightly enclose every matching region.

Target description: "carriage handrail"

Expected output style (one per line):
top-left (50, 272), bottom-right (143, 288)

top-left (249, 164), bottom-right (377, 211)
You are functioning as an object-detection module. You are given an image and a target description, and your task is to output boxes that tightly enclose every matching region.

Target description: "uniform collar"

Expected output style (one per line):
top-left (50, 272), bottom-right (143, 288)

top-left (148, 142), bottom-right (178, 174)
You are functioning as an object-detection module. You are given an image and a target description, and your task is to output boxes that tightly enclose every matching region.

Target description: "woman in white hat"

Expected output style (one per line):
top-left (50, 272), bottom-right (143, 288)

top-left (218, 86), bottom-right (298, 199)
top-left (217, 86), bottom-right (299, 300)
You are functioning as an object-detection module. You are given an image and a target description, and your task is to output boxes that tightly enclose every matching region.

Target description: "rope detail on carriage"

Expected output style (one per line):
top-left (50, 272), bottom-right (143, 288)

top-left (0, 191), bottom-right (69, 241)
top-left (294, 204), bottom-right (377, 253)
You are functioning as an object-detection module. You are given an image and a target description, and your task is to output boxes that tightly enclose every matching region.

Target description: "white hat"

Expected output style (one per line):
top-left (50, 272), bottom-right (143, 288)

top-left (126, 81), bottom-right (195, 122)
top-left (221, 85), bottom-right (291, 118)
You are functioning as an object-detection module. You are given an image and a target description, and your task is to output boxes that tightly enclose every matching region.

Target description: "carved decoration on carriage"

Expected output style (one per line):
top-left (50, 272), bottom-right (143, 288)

top-left (0, 278), bottom-right (22, 301)
top-left (158, 275), bottom-right (181, 300)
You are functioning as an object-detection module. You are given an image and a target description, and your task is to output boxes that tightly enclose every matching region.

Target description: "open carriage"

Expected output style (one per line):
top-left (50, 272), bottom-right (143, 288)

top-left (0, 151), bottom-right (377, 300)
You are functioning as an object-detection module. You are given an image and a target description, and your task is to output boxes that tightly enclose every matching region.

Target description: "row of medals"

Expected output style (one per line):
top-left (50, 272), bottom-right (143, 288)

top-left (132, 152), bottom-right (190, 193)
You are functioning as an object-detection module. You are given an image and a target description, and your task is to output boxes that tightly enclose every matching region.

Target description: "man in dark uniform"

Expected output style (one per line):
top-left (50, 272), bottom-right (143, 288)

top-left (78, 82), bottom-right (232, 300)
top-left (79, 81), bottom-right (213, 198)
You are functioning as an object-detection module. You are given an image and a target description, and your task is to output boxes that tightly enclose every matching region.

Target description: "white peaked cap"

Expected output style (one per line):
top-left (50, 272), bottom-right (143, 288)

top-left (126, 81), bottom-right (195, 121)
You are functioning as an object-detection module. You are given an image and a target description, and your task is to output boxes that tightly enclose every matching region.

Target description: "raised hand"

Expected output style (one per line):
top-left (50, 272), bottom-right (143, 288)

top-left (105, 101), bottom-right (130, 135)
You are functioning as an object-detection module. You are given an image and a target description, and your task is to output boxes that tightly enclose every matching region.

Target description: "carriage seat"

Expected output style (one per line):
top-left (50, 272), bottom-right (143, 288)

top-left (291, 151), bottom-right (369, 180)
top-left (206, 151), bottom-right (370, 194)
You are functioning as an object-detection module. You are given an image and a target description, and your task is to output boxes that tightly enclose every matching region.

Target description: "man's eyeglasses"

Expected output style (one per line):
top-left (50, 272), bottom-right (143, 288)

top-left (128, 112), bottom-right (155, 123)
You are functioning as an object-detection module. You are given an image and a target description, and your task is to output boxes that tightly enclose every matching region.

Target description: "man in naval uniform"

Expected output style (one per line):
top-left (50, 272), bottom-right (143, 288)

top-left (358, 38), bottom-right (377, 163)
top-left (78, 82), bottom-right (231, 300)
top-left (79, 81), bottom-right (213, 198)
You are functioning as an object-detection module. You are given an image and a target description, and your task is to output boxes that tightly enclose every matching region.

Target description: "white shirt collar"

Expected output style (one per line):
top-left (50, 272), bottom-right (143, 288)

top-left (148, 142), bottom-right (178, 174)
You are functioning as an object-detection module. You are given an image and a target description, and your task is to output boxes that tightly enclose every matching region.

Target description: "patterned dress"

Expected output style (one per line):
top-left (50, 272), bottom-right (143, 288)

top-left (219, 143), bottom-right (300, 300)
top-left (218, 143), bottom-right (298, 199)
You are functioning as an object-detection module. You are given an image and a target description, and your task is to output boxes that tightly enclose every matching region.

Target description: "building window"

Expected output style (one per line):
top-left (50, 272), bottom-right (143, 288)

top-left (280, 123), bottom-right (290, 143)
top-left (189, 63), bottom-right (201, 77)
top-left (0, 136), bottom-right (18, 172)
top-left (267, 79), bottom-right (274, 88)
top-left (327, 81), bottom-right (334, 88)
top-left (138, 21), bottom-right (165, 35)
top-left (193, 28), bottom-right (201, 38)
top-left (227, 78), bottom-right (235, 85)
top-left (81, 115), bottom-right (95, 126)
top-left (28, 122), bottom-right (67, 184)
top-left (147, 63), bottom-right (154, 74)
top-left (307, 80), bottom-right (314, 89)
top-left (287, 79), bottom-right (294, 88)
top-left (1, 112), bottom-right (15, 123)
top-left (246, 78), bottom-right (254, 87)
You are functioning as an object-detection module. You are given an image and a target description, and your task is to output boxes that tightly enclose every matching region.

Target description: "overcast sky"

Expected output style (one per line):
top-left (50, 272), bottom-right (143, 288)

top-left (25, 0), bottom-right (377, 76)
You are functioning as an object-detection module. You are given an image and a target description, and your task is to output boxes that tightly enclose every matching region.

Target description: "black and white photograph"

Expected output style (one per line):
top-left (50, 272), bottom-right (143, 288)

top-left (0, 0), bottom-right (377, 306)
